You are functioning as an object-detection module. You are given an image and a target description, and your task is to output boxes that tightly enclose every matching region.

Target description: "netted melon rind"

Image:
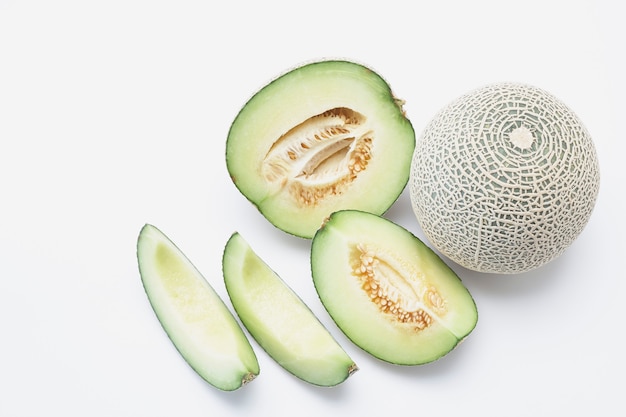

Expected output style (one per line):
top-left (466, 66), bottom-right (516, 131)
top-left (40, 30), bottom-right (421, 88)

top-left (409, 83), bottom-right (600, 274)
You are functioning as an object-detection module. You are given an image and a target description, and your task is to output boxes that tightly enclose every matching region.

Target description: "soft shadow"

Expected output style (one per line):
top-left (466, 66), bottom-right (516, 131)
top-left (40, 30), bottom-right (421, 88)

top-left (344, 334), bottom-right (478, 383)
top-left (382, 188), bottom-right (419, 231)
top-left (453, 251), bottom-right (573, 300)
top-left (192, 369), bottom-right (264, 407)
top-left (291, 372), bottom-right (357, 402)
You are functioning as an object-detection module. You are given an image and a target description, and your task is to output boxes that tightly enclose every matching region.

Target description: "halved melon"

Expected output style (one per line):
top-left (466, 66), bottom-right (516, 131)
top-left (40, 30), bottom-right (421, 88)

top-left (226, 60), bottom-right (415, 238)
top-left (223, 232), bottom-right (357, 386)
top-left (311, 210), bottom-right (478, 365)
top-left (137, 224), bottom-right (259, 391)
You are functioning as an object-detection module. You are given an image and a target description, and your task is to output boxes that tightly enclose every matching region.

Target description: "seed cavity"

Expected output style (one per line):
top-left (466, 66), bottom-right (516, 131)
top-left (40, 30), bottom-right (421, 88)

top-left (262, 108), bottom-right (373, 207)
top-left (351, 244), bottom-right (447, 332)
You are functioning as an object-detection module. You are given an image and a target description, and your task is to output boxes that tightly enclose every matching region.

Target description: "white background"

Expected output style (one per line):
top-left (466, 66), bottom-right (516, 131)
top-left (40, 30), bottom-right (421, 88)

top-left (1, 1), bottom-right (624, 415)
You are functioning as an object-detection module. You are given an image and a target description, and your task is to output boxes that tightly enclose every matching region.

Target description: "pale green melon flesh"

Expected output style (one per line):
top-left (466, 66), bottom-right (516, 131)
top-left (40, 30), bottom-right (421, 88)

top-left (222, 232), bottom-right (357, 386)
top-left (311, 210), bottom-right (478, 365)
top-left (137, 224), bottom-right (259, 391)
top-left (226, 60), bottom-right (415, 238)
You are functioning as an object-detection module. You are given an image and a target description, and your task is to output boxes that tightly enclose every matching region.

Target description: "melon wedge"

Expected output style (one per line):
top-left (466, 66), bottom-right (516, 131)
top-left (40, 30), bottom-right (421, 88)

top-left (137, 224), bottom-right (259, 391)
top-left (222, 232), bottom-right (357, 386)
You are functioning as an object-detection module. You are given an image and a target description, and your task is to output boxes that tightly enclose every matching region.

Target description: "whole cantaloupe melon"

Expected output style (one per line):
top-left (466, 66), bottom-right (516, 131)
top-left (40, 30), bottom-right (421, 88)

top-left (409, 83), bottom-right (600, 274)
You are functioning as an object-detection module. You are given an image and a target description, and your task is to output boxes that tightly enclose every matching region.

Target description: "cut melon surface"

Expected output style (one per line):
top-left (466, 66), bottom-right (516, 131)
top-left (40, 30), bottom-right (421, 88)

top-left (226, 60), bottom-right (415, 238)
top-left (222, 232), bottom-right (357, 386)
top-left (136, 224), bottom-right (259, 391)
top-left (311, 210), bottom-right (478, 365)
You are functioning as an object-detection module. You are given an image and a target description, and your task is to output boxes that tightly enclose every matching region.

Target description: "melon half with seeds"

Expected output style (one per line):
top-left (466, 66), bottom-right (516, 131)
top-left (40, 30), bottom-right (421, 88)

top-left (410, 83), bottom-right (600, 274)
top-left (311, 210), bottom-right (478, 365)
top-left (226, 60), bottom-right (415, 238)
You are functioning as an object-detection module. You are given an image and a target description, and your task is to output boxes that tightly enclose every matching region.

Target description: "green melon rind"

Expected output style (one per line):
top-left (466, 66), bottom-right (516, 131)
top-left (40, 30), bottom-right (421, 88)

top-left (226, 60), bottom-right (415, 238)
top-left (137, 224), bottom-right (259, 391)
top-left (222, 232), bottom-right (357, 386)
top-left (311, 210), bottom-right (478, 365)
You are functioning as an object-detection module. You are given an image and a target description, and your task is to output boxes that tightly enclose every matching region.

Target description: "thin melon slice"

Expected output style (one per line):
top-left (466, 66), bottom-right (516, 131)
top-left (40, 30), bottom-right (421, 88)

top-left (311, 210), bottom-right (478, 365)
top-left (137, 224), bottom-right (259, 391)
top-left (222, 232), bottom-right (357, 386)
top-left (226, 60), bottom-right (415, 238)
